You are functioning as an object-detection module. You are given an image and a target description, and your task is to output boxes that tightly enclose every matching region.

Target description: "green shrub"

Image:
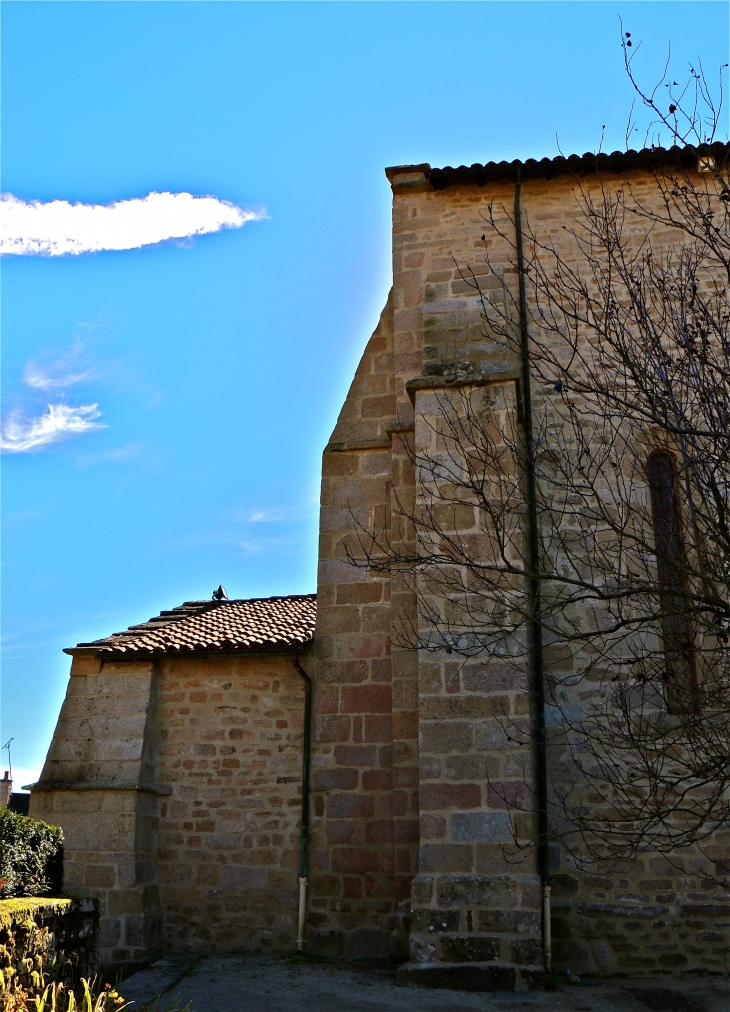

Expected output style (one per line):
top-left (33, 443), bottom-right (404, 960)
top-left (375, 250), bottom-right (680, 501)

top-left (0, 810), bottom-right (63, 898)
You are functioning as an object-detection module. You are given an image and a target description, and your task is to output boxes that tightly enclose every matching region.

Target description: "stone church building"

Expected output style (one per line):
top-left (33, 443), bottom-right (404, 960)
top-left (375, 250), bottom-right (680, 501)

top-left (30, 145), bottom-right (729, 988)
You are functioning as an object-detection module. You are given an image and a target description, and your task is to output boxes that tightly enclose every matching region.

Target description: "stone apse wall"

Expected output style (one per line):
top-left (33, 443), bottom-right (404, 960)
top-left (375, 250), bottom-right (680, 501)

top-left (308, 163), bottom-right (728, 982)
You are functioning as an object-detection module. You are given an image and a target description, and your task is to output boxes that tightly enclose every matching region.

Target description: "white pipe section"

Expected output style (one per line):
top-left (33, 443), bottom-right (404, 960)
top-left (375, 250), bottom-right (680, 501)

top-left (297, 876), bottom-right (308, 952)
top-left (543, 885), bottom-right (552, 972)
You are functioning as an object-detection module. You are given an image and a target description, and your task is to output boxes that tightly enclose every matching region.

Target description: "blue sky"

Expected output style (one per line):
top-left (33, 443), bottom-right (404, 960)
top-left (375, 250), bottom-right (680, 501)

top-left (2, 1), bottom-right (727, 788)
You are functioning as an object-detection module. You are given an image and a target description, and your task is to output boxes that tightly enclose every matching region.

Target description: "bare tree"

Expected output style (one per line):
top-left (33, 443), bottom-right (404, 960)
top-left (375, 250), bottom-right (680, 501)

top-left (347, 43), bottom-right (730, 879)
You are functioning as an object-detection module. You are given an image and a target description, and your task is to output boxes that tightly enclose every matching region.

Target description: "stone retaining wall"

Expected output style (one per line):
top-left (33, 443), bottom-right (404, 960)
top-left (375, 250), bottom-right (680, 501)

top-left (0, 897), bottom-right (98, 993)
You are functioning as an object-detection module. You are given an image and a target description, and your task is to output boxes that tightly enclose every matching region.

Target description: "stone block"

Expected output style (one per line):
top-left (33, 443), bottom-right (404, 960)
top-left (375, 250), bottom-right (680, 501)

top-left (419, 845), bottom-right (474, 873)
top-left (312, 768), bottom-right (359, 791)
top-left (365, 820), bottom-right (393, 845)
top-left (98, 917), bottom-right (122, 948)
top-left (511, 937), bottom-right (543, 966)
top-left (362, 769), bottom-right (392, 791)
top-left (420, 783), bottom-right (481, 811)
top-left (487, 783), bottom-right (531, 811)
top-left (477, 909), bottom-right (540, 934)
top-left (107, 890), bottom-right (145, 916)
top-left (396, 962), bottom-right (517, 992)
top-left (333, 744), bottom-right (377, 766)
top-left (336, 583), bottom-right (383, 605)
top-left (444, 755), bottom-right (488, 780)
top-left (550, 873), bottom-right (580, 898)
top-left (420, 722), bottom-right (473, 754)
top-left (314, 715), bottom-right (351, 743)
top-left (308, 929), bottom-right (345, 958)
top-left (220, 867), bottom-right (268, 889)
top-left (85, 865), bottom-right (115, 888)
top-left (436, 875), bottom-right (519, 908)
top-left (441, 935), bottom-right (501, 963)
top-left (411, 908), bottom-right (460, 932)
top-left (420, 696), bottom-right (510, 720)
top-left (363, 715), bottom-right (392, 742)
top-left (317, 660), bottom-right (368, 684)
top-left (326, 820), bottom-right (361, 845)
top-left (394, 820), bottom-right (420, 844)
top-left (331, 848), bottom-right (379, 873)
top-left (340, 685), bottom-right (392, 713)
top-left (420, 814), bottom-right (446, 840)
top-left (451, 812), bottom-right (511, 843)
top-left (327, 794), bottom-right (374, 819)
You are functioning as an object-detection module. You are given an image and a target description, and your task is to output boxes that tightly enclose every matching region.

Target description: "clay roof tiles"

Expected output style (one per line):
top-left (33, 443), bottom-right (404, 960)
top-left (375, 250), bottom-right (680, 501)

top-left (385, 141), bottom-right (730, 189)
top-left (70, 594), bottom-right (316, 657)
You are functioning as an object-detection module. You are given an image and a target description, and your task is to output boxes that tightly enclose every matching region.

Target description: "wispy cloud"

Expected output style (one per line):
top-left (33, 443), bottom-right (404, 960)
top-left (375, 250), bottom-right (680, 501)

top-left (235, 536), bottom-right (290, 556)
top-left (23, 360), bottom-right (94, 391)
top-left (0, 191), bottom-right (265, 257)
top-left (1, 403), bottom-right (104, 453)
top-left (234, 502), bottom-right (319, 524)
top-left (6, 332), bottom-right (115, 453)
top-left (76, 442), bottom-right (141, 468)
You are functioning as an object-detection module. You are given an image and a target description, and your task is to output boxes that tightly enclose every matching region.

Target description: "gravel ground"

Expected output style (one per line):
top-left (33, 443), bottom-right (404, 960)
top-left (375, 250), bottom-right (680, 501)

top-left (120, 954), bottom-right (729, 1012)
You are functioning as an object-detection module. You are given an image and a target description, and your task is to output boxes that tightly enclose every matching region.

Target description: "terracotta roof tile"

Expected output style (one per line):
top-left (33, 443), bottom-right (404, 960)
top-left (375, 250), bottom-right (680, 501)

top-left (71, 594), bottom-right (316, 656)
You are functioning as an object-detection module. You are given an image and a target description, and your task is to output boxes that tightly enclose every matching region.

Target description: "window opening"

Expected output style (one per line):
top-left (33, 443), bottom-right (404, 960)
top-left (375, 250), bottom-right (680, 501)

top-left (647, 450), bottom-right (698, 712)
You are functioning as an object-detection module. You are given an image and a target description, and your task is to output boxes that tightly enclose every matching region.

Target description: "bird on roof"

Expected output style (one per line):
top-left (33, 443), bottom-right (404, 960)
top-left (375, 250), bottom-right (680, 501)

top-left (212, 585), bottom-right (228, 601)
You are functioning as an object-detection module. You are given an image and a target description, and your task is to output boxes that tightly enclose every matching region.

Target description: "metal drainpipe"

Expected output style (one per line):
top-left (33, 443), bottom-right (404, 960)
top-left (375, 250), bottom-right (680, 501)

top-left (293, 653), bottom-right (312, 953)
top-left (514, 168), bottom-right (552, 973)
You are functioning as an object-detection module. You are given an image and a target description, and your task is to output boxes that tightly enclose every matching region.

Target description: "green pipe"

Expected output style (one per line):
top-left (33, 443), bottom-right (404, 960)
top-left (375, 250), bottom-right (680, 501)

top-left (514, 169), bottom-right (552, 972)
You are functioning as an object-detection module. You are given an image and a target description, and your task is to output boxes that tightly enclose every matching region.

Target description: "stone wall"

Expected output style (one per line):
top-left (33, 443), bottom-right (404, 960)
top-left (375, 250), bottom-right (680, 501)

top-left (310, 293), bottom-right (420, 958)
top-left (309, 162), bottom-right (729, 980)
top-left (550, 860), bottom-right (729, 976)
top-left (31, 650), bottom-right (310, 966)
top-left (392, 165), bottom-right (728, 980)
top-left (30, 655), bottom-right (162, 970)
top-left (154, 652), bottom-right (306, 953)
top-left (405, 381), bottom-right (543, 990)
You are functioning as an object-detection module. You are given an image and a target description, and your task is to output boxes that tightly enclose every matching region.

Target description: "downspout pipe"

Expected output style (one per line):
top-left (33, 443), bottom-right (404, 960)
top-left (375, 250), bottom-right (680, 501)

top-left (293, 652), bottom-right (312, 953)
top-left (514, 169), bottom-right (552, 973)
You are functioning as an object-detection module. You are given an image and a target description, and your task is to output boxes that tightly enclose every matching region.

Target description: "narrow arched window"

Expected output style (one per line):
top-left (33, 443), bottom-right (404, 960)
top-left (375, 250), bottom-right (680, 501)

top-left (647, 451), bottom-right (697, 712)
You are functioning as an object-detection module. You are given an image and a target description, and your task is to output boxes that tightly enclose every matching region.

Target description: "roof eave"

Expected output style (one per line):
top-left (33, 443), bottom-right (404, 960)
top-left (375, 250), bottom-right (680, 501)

top-left (385, 141), bottom-right (730, 191)
top-left (64, 640), bottom-right (314, 661)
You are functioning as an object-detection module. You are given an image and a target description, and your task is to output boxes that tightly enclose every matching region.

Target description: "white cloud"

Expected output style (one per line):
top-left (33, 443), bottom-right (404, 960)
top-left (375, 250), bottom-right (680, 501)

top-left (8, 767), bottom-right (43, 792)
top-left (1, 403), bottom-right (104, 453)
top-left (0, 191), bottom-right (265, 257)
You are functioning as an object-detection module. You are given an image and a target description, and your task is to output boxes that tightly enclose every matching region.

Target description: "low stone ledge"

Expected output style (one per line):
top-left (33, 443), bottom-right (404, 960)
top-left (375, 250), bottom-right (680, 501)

top-left (396, 960), bottom-right (544, 992)
top-left (26, 781), bottom-right (172, 795)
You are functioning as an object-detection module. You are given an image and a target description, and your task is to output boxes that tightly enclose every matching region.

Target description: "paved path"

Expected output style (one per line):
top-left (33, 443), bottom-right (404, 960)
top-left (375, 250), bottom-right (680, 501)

top-left (121, 955), bottom-right (729, 1012)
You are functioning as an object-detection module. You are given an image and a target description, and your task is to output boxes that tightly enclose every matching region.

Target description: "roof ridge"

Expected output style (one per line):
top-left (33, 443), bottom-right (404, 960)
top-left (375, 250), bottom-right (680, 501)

top-left (222, 593), bottom-right (317, 602)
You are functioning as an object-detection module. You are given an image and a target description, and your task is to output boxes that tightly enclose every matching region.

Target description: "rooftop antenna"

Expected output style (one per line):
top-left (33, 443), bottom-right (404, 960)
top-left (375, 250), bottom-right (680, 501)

top-left (212, 585), bottom-right (228, 602)
top-left (2, 740), bottom-right (14, 786)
